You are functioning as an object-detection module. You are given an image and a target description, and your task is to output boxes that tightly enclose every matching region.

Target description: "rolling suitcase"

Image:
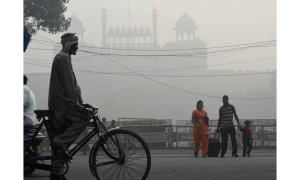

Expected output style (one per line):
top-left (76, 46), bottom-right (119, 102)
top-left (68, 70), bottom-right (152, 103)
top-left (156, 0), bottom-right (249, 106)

top-left (208, 133), bottom-right (221, 157)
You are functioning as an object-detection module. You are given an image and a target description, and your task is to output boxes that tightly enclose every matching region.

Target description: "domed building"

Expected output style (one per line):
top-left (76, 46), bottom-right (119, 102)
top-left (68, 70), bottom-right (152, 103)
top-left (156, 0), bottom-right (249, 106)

top-left (52, 14), bottom-right (97, 59)
top-left (98, 7), bottom-right (274, 94)
top-left (67, 14), bottom-right (86, 42)
top-left (162, 12), bottom-right (207, 68)
top-left (173, 12), bottom-right (198, 41)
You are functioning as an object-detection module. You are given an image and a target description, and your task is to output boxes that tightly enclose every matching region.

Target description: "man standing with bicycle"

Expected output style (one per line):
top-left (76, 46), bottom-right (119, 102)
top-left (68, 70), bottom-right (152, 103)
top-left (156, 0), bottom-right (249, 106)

top-left (48, 33), bottom-right (89, 180)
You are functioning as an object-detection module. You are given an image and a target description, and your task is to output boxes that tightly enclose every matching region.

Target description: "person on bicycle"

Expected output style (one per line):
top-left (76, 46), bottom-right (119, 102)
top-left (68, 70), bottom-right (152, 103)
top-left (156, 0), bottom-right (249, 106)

top-left (48, 33), bottom-right (90, 180)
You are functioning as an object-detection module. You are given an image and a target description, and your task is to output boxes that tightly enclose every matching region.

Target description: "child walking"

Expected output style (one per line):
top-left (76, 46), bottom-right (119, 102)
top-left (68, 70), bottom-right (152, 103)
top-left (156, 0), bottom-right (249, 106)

top-left (192, 100), bottom-right (210, 158)
top-left (239, 120), bottom-right (253, 157)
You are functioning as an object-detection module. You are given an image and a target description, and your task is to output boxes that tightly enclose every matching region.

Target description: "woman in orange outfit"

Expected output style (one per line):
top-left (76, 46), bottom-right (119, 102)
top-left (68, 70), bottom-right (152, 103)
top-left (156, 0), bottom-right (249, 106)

top-left (192, 100), bottom-right (210, 158)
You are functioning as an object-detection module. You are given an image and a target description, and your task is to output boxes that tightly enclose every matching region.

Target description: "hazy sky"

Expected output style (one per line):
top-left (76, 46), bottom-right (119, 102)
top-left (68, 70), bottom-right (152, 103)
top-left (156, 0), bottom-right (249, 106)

top-left (24, 0), bottom-right (276, 73)
top-left (23, 0), bottom-right (277, 121)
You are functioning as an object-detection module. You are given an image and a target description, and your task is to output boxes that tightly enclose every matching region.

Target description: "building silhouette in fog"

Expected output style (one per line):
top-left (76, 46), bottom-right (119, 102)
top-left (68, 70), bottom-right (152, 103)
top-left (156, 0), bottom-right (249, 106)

top-left (52, 7), bottom-right (276, 98)
top-left (100, 7), bottom-right (160, 55)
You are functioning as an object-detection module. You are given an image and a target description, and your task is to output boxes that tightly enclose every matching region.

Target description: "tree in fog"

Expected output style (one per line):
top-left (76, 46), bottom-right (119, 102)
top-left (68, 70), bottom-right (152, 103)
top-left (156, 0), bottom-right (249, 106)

top-left (24, 0), bottom-right (70, 34)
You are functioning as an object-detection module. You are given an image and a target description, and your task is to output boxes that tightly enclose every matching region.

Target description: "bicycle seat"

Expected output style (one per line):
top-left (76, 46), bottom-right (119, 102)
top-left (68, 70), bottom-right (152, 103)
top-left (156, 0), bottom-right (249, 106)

top-left (34, 110), bottom-right (54, 118)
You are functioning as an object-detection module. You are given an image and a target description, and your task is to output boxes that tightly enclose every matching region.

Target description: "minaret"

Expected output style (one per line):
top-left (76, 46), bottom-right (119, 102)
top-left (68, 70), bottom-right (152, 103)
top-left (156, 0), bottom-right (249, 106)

top-left (152, 7), bottom-right (158, 45)
top-left (129, 2), bottom-right (131, 27)
top-left (101, 8), bottom-right (107, 46)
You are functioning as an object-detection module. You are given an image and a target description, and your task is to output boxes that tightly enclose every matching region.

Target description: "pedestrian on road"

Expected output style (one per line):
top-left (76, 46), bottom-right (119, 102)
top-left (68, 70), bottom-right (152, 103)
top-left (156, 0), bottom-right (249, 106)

top-left (191, 100), bottom-right (210, 158)
top-left (108, 120), bottom-right (116, 129)
top-left (24, 75), bottom-right (38, 151)
top-left (102, 117), bottom-right (107, 128)
top-left (24, 75), bottom-right (36, 127)
top-left (216, 95), bottom-right (241, 157)
top-left (239, 120), bottom-right (253, 157)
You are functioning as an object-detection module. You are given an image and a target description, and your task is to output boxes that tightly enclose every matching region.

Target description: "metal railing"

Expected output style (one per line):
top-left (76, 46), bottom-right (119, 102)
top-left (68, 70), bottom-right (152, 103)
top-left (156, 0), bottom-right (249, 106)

top-left (173, 124), bottom-right (276, 149)
top-left (38, 123), bottom-right (276, 153)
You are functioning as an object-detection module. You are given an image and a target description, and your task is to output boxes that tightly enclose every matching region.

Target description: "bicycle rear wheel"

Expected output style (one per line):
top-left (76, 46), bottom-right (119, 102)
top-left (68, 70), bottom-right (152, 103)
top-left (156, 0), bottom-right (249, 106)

top-left (90, 129), bottom-right (151, 180)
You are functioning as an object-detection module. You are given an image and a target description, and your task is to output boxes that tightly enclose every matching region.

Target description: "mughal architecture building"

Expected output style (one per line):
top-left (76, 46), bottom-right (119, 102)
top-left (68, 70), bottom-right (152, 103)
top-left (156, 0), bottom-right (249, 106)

top-left (38, 6), bottom-right (276, 122)
top-left (59, 8), bottom-right (276, 97)
top-left (100, 7), bottom-right (160, 54)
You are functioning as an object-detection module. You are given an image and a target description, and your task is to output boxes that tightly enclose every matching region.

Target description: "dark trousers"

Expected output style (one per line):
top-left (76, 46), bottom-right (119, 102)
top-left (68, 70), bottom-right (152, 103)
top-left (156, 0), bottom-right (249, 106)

top-left (243, 140), bottom-right (253, 155)
top-left (50, 124), bottom-right (70, 176)
top-left (220, 125), bottom-right (238, 155)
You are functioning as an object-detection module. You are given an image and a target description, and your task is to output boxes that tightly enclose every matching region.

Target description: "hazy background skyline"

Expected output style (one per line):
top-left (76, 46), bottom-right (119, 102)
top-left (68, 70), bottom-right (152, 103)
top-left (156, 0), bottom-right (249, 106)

top-left (24, 0), bottom-right (276, 73)
top-left (23, 0), bottom-right (276, 122)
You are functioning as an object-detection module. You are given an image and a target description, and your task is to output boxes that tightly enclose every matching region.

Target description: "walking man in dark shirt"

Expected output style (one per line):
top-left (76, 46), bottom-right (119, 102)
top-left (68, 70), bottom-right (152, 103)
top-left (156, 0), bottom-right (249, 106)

top-left (216, 95), bottom-right (241, 157)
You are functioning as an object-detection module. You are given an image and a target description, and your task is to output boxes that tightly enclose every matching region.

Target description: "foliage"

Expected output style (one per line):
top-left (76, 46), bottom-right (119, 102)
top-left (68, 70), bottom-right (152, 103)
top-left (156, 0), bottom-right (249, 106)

top-left (24, 0), bottom-right (71, 34)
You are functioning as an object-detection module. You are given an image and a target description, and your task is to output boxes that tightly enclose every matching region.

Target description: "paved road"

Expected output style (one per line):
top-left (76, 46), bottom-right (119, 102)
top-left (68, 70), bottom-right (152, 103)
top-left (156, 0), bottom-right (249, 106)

top-left (25, 154), bottom-right (276, 180)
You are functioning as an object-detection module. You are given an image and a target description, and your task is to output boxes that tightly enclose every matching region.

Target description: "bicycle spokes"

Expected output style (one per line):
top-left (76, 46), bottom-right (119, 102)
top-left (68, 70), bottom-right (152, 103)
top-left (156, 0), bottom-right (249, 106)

top-left (91, 130), bottom-right (151, 180)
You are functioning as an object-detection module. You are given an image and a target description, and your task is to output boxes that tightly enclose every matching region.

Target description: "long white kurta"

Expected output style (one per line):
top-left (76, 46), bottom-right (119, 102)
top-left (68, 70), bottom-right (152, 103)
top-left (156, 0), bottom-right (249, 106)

top-left (48, 51), bottom-right (83, 128)
top-left (24, 85), bottom-right (36, 126)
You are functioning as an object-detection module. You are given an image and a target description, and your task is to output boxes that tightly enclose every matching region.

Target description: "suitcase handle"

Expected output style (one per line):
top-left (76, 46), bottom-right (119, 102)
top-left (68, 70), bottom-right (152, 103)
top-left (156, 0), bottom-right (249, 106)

top-left (214, 132), bottom-right (220, 141)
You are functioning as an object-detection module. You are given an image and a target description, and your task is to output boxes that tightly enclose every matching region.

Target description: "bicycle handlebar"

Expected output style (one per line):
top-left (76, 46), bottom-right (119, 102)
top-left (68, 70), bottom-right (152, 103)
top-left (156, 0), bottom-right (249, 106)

top-left (82, 104), bottom-right (99, 117)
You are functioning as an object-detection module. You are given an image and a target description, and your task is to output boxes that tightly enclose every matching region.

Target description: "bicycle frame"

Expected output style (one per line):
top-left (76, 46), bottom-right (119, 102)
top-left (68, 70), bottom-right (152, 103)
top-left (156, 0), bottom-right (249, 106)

top-left (24, 114), bottom-right (99, 171)
top-left (25, 107), bottom-right (151, 180)
top-left (25, 107), bottom-right (123, 159)
top-left (66, 112), bottom-right (125, 159)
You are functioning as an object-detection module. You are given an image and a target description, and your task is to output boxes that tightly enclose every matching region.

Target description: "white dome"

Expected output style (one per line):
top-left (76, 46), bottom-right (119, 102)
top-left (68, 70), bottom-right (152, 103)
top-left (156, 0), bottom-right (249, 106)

top-left (174, 13), bottom-right (198, 33)
top-left (68, 14), bottom-right (86, 33)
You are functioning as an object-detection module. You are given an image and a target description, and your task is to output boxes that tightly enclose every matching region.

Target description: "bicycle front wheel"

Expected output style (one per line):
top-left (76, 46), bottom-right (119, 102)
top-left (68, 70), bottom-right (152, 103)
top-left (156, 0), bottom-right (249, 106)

top-left (91, 129), bottom-right (151, 180)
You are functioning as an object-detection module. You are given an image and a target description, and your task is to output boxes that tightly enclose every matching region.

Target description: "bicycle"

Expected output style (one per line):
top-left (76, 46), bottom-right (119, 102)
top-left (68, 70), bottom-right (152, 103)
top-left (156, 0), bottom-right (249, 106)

top-left (24, 104), bottom-right (151, 180)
